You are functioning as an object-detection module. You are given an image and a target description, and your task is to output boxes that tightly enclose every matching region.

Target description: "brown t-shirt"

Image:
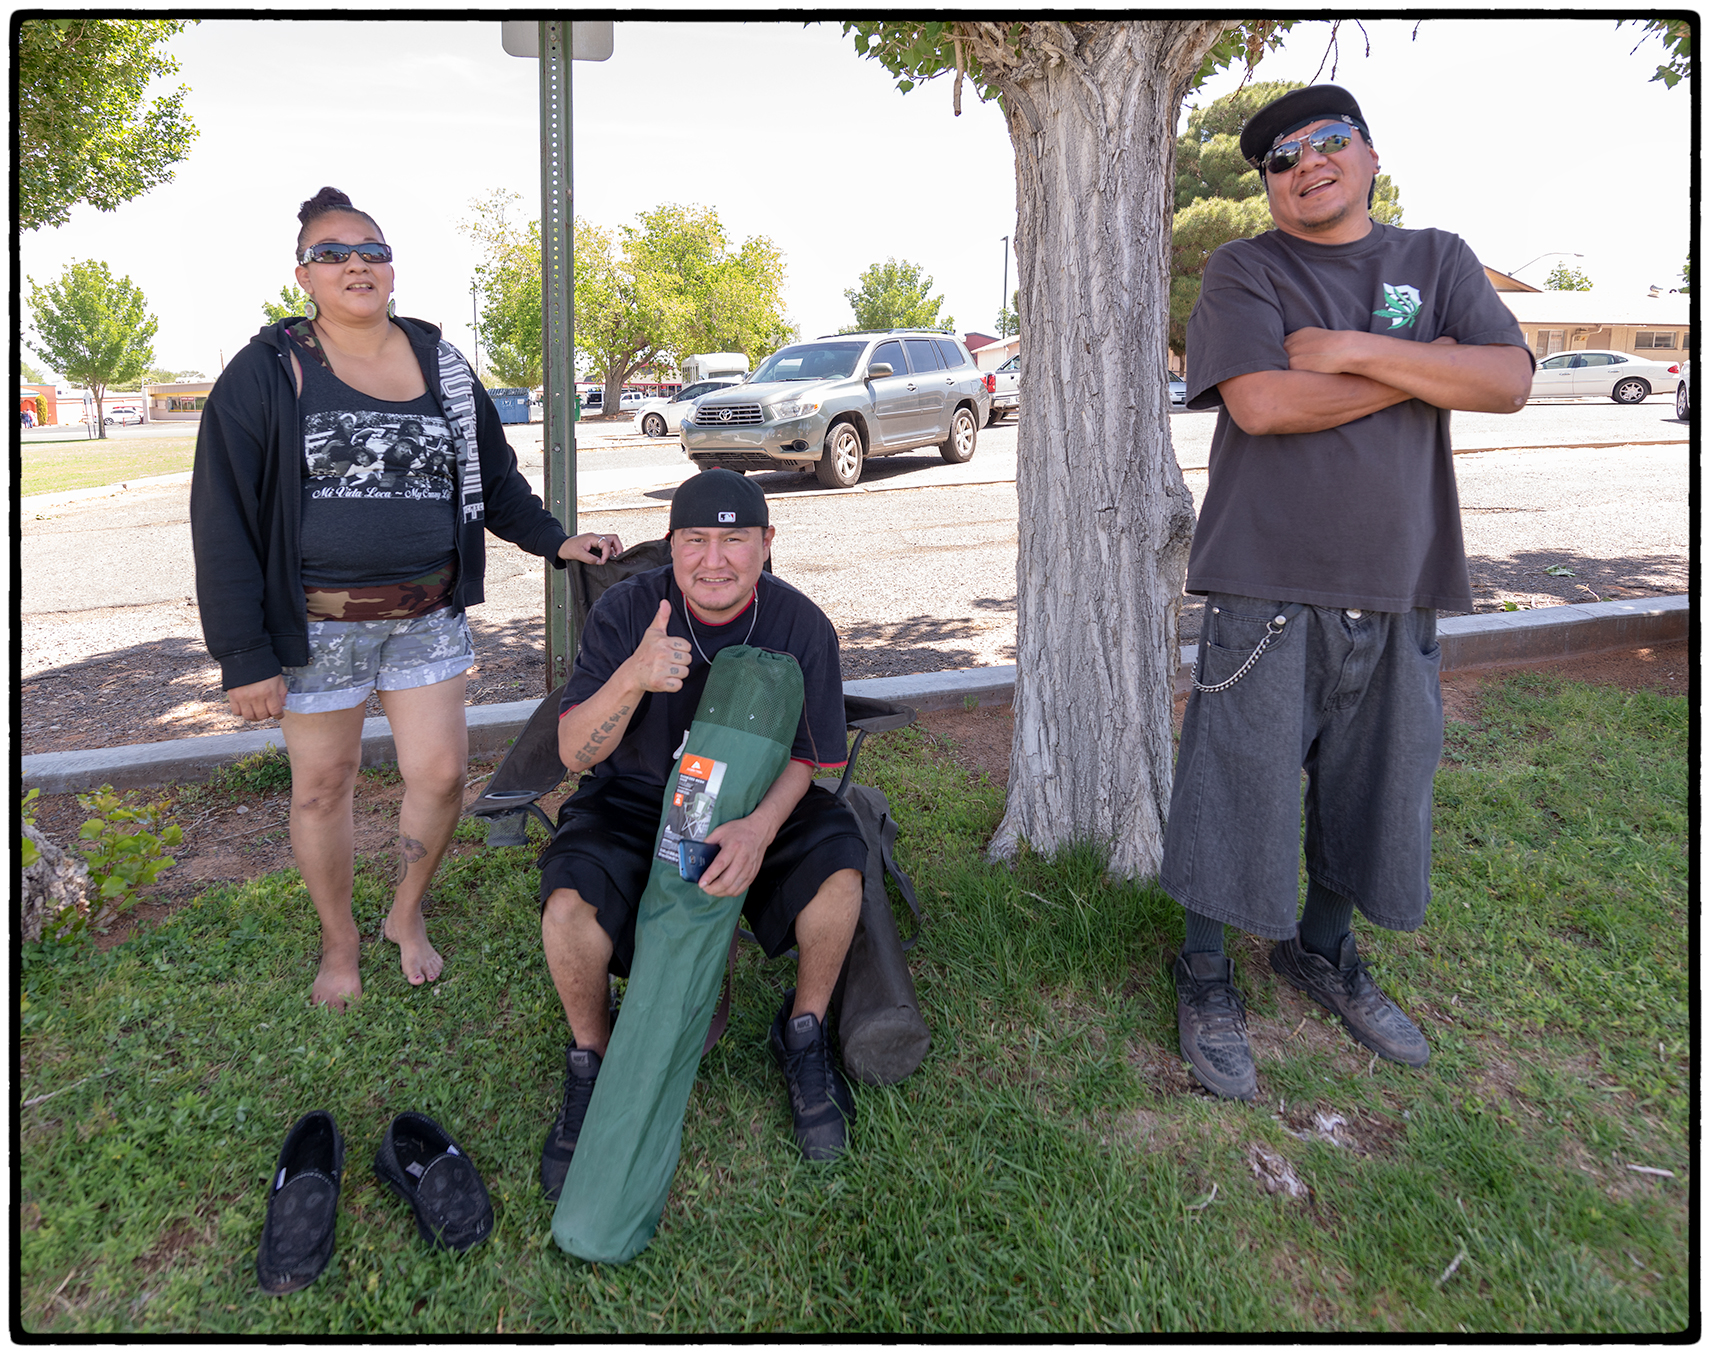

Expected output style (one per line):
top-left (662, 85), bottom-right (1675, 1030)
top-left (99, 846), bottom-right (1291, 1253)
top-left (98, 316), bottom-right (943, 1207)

top-left (1184, 223), bottom-right (1530, 612)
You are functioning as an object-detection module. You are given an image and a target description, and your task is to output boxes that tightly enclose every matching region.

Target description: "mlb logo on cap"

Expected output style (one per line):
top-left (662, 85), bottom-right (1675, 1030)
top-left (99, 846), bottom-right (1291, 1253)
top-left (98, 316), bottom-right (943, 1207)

top-left (718, 511), bottom-right (736, 523)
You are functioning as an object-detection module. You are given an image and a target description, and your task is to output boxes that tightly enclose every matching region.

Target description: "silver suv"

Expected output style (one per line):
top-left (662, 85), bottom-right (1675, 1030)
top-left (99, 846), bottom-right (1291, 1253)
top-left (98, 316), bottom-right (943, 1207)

top-left (680, 330), bottom-right (991, 488)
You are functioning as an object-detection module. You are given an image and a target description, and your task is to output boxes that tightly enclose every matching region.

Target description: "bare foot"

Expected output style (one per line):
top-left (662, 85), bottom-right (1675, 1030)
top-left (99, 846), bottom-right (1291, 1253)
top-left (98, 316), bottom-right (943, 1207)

top-left (311, 944), bottom-right (362, 1012)
top-left (383, 905), bottom-right (445, 986)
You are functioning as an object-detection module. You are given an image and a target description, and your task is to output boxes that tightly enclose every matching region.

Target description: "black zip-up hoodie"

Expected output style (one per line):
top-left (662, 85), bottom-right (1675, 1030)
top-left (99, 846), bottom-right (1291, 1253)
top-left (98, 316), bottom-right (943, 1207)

top-left (190, 316), bottom-right (570, 690)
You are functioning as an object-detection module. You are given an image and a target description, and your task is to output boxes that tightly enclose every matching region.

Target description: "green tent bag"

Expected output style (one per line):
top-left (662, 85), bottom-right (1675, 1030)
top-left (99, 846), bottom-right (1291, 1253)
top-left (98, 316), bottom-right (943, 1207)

top-left (553, 645), bottom-right (805, 1264)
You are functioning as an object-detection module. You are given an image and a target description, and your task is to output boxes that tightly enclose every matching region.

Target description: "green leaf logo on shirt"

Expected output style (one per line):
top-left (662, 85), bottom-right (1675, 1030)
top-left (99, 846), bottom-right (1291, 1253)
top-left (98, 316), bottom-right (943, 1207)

top-left (1373, 283), bottom-right (1423, 330)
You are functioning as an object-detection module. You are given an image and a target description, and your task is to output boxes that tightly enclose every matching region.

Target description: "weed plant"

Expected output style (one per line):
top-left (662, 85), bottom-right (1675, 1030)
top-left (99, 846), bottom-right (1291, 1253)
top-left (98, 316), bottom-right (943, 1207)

top-left (16, 675), bottom-right (1687, 1335)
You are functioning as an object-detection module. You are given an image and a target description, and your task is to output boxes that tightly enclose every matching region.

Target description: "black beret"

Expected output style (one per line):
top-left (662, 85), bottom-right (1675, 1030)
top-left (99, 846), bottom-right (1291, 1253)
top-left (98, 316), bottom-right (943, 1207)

top-left (669, 467), bottom-right (768, 531)
top-left (1240, 84), bottom-right (1370, 170)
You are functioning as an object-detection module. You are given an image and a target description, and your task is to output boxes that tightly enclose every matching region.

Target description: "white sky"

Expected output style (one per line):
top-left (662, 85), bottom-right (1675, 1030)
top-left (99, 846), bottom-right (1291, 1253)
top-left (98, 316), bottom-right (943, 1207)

top-left (15, 16), bottom-right (1691, 384)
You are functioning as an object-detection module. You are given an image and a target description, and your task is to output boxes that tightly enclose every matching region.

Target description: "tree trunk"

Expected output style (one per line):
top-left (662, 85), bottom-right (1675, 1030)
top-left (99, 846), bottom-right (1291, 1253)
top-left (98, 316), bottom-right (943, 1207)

top-left (980, 21), bottom-right (1230, 880)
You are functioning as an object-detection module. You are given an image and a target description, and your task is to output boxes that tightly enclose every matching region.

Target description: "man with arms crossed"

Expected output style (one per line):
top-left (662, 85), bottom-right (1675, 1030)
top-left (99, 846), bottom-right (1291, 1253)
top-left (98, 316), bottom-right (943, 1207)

top-left (536, 470), bottom-right (868, 1195)
top-left (1160, 85), bottom-right (1533, 1100)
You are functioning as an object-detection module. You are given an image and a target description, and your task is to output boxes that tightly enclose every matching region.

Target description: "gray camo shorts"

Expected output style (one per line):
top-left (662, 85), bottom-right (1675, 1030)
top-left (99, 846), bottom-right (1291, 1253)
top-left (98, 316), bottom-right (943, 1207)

top-left (281, 607), bottom-right (475, 714)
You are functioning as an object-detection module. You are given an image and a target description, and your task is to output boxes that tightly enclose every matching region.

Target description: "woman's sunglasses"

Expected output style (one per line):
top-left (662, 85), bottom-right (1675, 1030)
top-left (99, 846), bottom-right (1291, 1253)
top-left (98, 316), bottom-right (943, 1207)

top-left (298, 241), bottom-right (393, 266)
top-left (1259, 121), bottom-right (1362, 175)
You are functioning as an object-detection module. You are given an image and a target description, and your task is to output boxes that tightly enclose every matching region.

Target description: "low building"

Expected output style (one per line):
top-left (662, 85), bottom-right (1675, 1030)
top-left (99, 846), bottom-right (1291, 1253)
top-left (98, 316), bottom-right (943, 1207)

top-left (966, 333), bottom-right (1018, 371)
top-left (147, 379), bottom-right (216, 422)
top-left (1494, 288), bottom-right (1690, 359)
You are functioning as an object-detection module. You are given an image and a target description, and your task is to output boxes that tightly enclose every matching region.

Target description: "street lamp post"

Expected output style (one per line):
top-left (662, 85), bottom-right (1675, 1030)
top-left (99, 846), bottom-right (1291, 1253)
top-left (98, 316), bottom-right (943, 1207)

top-left (1510, 250), bottom-right (1582, 279)
top-left (470, 282), bottom-right (481, 377)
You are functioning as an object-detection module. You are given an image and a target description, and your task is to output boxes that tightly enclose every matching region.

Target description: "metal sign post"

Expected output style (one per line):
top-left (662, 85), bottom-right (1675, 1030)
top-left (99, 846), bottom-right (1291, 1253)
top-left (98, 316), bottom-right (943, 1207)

top-left (539, 20), bottom-right (576, 693)
top-left (506, 19), bottom-right (613, 693)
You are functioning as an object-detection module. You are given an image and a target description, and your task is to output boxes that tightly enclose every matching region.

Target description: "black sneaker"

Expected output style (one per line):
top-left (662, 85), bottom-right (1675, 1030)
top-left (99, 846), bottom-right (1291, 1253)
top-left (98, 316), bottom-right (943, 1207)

top-left (539, 1044), bottom-right (600, 1202)
top-left (1270, 932), bottom-right (1430, 1067)
top-left (1173, 951), bottom-right (1258, 1101)
top-left (769, 990), bottom-right (855, 1161)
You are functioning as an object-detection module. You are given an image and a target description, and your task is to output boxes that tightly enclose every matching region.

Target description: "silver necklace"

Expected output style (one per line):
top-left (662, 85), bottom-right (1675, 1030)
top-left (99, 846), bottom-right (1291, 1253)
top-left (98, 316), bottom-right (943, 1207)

top-left (684, 587), bottom-right (758, 665)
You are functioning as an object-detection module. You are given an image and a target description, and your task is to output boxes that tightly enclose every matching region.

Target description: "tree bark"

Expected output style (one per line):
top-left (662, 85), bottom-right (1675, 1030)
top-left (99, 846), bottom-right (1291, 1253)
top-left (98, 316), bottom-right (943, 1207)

top-left (972, 21), bottom-right (1231, 879)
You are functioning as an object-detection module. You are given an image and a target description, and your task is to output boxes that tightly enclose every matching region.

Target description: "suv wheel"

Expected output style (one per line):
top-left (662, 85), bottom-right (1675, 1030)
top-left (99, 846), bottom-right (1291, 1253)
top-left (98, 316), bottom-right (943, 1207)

top-left (939, 407), bottom-right (977, 464)
top-left (1676, 381), bottom-right (1689, 421)
top-left (641, 412), bottom-right (667, 437)
top-left (1611, 377), bottom-right (1650, 405)
top-left (816, 422), bottom-right (864, 489)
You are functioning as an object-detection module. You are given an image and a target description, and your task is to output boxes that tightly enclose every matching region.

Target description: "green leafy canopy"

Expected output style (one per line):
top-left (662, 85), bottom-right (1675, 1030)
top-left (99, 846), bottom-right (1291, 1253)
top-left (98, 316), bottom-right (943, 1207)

top-left (27, 260), bottom-right (159, 436)
top-left (261, 285), bottom-right (311, 326)
top-left (844, 258), bottom-right (953, 332)
top-left (17, 19), bottom-right (198, 232)
top-left (462, 192), bottom-right (793, 398)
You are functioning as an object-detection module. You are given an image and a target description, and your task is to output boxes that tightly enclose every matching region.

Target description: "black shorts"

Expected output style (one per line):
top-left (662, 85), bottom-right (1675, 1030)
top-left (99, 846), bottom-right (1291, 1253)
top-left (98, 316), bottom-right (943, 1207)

top-left (537, 773), bottom-right (868, 977)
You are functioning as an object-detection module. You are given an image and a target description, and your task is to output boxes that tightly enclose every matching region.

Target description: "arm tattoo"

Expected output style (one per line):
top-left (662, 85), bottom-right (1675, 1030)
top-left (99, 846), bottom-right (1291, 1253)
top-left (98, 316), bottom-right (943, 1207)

top-left (569, 703), bottom-right (632, 770)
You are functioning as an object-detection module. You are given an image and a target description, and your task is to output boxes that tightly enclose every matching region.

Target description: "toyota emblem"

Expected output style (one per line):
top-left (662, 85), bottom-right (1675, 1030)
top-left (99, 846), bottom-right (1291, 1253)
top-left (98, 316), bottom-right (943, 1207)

top-left (718, 408), bottom-right (734, 423)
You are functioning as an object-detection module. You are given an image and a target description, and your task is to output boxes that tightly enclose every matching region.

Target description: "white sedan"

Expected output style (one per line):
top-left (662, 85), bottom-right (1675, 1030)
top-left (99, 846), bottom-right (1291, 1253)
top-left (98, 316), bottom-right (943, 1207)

top-left (634, 379), bottom-right (743, 438)
top-left (1529, 349), bottom-right (1683, 404)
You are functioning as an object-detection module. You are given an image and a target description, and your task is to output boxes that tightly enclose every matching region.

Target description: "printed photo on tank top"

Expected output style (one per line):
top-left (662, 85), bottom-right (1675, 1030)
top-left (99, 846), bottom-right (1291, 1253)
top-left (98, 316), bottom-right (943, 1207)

top-left (303, 409), bottom-right (455, 502)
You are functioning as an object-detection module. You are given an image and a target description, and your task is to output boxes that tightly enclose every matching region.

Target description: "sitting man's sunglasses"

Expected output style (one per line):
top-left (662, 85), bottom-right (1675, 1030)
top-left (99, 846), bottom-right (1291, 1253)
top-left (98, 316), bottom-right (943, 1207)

top-left (298, 241), bottom-right (394, 266)
top-left (1259, 121), bottom-right (1363, 175)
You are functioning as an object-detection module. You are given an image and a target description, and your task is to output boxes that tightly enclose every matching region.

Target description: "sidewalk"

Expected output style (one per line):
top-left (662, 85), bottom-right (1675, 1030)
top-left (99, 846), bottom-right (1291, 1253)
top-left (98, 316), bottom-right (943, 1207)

top-left (18, 595), bottom-right (1690, 795)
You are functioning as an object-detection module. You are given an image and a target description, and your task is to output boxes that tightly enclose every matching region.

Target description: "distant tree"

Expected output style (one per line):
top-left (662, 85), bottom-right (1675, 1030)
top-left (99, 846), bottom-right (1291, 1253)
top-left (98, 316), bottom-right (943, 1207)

top-left (141, 365), bottom-right (205, 384)
top-left (1543, 263), bottom-right (1594, 292)
top-left (995, 288), bottom-right (1019, 338)
top-left (463, 190), bottom-right (544, 390)
top-left (1170, 80), bottom-right (1402, 354)
top-left (1678, 260), bottom-right (1691, 295)
top-left (26, 260), bottom-right (158, 440)
top-left (17, 19), bottom-right (198, 232)
top-left (463, 192), bottom-right (793, 408)
top-left (844, 258), bottom-right (953, 332)
top-left (261, 285), bottom-right (311, 326)
top-left (20, 359), bottom-right (46, 384)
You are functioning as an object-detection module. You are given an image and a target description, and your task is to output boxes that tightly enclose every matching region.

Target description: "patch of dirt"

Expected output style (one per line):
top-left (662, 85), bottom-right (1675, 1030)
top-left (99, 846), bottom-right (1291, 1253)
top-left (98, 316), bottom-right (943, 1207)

top-left (23, 751), bottom-right (587, 944)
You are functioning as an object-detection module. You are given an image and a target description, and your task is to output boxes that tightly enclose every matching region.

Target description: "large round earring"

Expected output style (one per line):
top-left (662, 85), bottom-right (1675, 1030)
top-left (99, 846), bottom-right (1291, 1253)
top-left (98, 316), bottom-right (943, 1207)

top-left (387, 296), bottom-right (396, 318)
top-left (303, 297), bottom-right (318, 321)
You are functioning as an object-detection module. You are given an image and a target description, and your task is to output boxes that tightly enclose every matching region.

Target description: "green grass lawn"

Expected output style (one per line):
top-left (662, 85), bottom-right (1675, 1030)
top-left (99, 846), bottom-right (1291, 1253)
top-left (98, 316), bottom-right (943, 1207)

top-left (17, 672), bottom-right (1688, 1334)
top-left (22, 436), bottom-right (198, 497)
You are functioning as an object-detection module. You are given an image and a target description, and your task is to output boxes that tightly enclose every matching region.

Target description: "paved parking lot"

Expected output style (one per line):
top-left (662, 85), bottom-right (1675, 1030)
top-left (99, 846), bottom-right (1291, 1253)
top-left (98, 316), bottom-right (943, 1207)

top-left (18, 398), bottom-right (1688, 753)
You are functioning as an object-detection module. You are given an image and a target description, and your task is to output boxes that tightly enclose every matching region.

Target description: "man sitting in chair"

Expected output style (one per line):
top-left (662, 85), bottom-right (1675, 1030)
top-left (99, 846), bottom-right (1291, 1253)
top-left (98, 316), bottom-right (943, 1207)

top-left (537, 469), bottom-right (867, 1197)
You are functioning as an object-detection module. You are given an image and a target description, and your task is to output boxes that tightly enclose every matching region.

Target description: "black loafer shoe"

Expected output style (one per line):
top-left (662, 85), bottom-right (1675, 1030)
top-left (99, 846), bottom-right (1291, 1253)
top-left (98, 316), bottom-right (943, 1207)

top-left (373, 1112), bottom-right (494, 1252)
top-left (256, 1110), bottom-right (343, 1294)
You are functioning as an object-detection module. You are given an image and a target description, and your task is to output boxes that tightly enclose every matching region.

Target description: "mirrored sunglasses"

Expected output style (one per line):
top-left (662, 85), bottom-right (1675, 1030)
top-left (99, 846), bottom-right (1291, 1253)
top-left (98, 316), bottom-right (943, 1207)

top-left (298, 241), bottom-right (393, 266)
top-left (1261, 121), bottom-right (1360, 175)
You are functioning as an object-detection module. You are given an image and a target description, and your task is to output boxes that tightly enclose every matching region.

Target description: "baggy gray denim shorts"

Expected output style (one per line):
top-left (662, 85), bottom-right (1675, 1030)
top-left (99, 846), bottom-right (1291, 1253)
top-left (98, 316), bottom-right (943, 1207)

top-left (1157, 593), bottom-right (1444, 939)
top-left (281, 607), bottom-right (475, 714)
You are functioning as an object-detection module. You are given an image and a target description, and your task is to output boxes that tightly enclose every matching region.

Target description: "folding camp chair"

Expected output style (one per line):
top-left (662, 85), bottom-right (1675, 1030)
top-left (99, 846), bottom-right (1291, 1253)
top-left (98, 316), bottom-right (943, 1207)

top-left (462, 538), bottom-right (930, 1081)
top-left (464, 539), bottom-right (917, 843)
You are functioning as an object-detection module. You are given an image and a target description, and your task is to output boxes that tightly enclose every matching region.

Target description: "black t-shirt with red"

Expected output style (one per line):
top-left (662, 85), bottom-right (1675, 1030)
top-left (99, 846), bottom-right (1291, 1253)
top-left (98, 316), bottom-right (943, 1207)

top-left (559, 565), bottom-right (848, 787)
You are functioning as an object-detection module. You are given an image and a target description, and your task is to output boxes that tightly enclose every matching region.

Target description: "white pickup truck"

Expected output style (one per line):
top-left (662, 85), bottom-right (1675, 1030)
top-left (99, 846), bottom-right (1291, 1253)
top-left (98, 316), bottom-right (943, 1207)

top-left (984, 353), bottom-right (1019, 425)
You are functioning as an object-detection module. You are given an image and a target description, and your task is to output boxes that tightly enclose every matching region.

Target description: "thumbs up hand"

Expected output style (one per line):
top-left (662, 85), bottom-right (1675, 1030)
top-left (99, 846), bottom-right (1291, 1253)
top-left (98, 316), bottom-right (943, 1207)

top-left (632, 598), bottom-right (694, 692)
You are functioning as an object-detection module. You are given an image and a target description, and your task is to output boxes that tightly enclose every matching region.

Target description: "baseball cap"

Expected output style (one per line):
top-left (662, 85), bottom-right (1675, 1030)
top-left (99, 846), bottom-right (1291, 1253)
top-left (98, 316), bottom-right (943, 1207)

top-left (668, 467), bottom-right (768, 531)
top-left (1240, 84), bottom-right (1371, 170)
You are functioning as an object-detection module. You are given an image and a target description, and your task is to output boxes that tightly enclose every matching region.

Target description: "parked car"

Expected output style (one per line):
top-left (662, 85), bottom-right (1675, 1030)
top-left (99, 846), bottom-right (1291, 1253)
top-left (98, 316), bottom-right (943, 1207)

top-left (103, 408), bottom-right (144, 426)
top-left (635, 379), bottom-right (743, 438)
top-left (681, 330), bottom-right (991, 489)
top-left (1528, 349), bottom-right (1682, 404)
top-left (1166, 371), bottom-right (1186, 408)
top-left (1676, 360), bottom-right (1691, 421)
top-left (985, 353), bottom-right (1019, 425)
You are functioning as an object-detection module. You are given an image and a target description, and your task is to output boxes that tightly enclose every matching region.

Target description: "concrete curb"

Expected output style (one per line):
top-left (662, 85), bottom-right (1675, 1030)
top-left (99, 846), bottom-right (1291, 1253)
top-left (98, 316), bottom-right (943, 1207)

top-left (19, 595), bottom-right (1690, 795)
